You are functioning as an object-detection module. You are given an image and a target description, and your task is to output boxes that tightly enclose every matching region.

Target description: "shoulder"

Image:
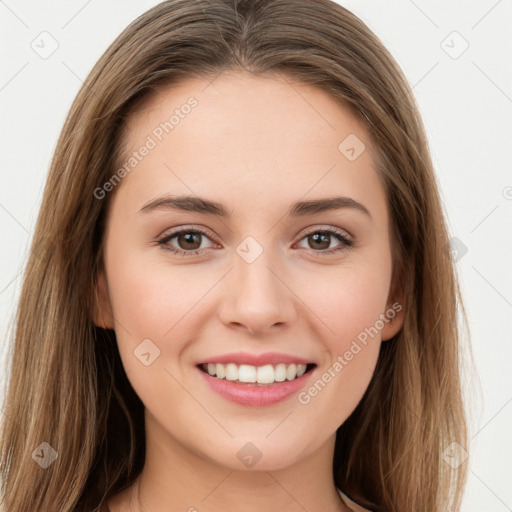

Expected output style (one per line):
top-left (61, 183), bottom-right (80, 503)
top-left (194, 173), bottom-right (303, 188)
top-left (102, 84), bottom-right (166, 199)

top-left (337, 488), bottom-right (373, 512)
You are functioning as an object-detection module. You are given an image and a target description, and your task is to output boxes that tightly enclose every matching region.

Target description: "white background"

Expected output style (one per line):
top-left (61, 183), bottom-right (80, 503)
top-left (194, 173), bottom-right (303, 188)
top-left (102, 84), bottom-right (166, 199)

top-left (1, 1), bottom-right (511, 509)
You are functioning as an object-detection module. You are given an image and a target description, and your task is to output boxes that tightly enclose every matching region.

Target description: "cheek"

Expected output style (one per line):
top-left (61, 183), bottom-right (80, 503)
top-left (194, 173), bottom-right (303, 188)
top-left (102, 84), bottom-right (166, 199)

top-left (292, 263), bottom-right (389, 418)
top-left (107, 264), bottom-right (171, 337)
top-left (106, 248), bottom-right (209, 334)
top-left (298, 260), bottom-right (391, 346)
top-left (104, 247), bottom-right (222, 378)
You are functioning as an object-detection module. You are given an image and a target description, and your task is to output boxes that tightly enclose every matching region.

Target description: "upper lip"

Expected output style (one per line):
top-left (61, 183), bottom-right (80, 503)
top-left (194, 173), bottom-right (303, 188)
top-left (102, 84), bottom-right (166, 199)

top-left (196, 351), bottom-right (315, 367)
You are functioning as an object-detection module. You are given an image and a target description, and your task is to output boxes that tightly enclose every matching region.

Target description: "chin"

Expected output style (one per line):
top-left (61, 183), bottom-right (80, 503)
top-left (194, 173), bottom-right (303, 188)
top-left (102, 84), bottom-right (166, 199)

top-left (196, 435), bottom-right (313, 472)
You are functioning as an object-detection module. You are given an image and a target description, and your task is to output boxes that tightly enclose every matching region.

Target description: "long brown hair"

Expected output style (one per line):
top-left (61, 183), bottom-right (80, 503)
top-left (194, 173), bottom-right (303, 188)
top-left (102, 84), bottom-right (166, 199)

top-left (0, 1), bottom-right (469, 510)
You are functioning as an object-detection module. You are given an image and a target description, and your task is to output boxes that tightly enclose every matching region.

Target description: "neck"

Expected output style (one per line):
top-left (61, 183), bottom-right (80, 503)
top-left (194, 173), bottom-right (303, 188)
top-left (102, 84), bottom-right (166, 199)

top-left (109, 410), bottom-right (349, 512)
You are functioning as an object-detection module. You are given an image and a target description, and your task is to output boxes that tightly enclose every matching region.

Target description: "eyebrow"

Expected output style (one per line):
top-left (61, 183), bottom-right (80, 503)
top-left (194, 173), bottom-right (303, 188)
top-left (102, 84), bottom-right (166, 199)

top-left (139, 194), bottom-right (372, 220)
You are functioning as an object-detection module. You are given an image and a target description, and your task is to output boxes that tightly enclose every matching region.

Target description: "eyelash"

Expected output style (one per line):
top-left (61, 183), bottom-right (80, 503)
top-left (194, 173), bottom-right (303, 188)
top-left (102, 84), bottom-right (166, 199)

top-left (157, 226), bottom-right (354, 257)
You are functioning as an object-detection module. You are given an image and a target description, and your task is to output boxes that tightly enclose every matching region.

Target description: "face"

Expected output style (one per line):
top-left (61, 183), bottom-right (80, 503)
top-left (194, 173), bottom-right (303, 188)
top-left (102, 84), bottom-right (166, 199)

top-left (95, 71), bottom-right (404, 471)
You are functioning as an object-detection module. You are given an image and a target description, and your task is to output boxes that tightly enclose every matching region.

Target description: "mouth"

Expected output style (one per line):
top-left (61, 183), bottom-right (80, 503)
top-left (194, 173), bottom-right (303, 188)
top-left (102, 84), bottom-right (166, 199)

top-left (197, 362), bottom-right (317, 386)
top-left (195, 352), bottom-right (319, 406)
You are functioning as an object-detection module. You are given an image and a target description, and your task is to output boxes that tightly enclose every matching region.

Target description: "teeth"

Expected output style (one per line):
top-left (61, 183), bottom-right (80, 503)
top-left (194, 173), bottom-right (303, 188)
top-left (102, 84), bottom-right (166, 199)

top-left (201, 362), bottom-right (309, 384)
top-left (225, 363), bottom-right (238, 381)
top-left (256, 364), bottom-right (274, 384)
top-left (239, 364), bottom-right (257, 383)
top-left (215, 363), bottom-right (225, 379)
top-left (286, 363), bottom-right (297, 381)
top-left (274, 363), bottom-right (287, 382)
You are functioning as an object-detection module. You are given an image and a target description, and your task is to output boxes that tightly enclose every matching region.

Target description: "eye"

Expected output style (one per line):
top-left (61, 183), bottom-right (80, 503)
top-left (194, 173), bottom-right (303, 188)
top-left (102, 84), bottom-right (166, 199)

top-left (157, 227), bottom-right (216, 257)
top-left (295, 227), bottom-right (353, 256)
top-left (157, 226), bottom-right (354, 258)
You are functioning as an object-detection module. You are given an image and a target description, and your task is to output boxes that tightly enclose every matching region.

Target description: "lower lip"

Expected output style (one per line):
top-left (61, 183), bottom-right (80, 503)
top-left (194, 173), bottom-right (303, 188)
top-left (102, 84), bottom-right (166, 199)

top-left (196, 366), bottom-right (316, 407)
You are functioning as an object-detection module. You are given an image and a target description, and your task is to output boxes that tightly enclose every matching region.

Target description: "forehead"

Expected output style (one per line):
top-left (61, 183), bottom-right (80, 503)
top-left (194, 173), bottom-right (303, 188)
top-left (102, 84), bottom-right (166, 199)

top-left (122, 71), bottom-right (369, 154)
top-left (114, 71), bottom-right (387, 222)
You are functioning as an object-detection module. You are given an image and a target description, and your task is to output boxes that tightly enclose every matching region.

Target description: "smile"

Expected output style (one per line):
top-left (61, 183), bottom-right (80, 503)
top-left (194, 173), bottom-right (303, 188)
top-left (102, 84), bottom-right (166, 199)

top-left (199, 362), bottom-right (315, 385)
top-left (195, 351), bottom-right (318, 406)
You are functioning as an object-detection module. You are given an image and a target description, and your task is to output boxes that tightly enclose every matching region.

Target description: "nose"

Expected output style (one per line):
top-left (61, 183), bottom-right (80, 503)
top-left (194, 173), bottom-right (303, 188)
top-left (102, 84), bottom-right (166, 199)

top-left (217, 248), bottom-right (298, 336)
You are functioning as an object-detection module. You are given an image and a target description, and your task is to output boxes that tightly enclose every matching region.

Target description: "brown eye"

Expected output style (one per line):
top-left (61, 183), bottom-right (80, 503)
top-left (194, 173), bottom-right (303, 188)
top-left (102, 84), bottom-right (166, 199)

top-left (296, 228), bottom-right (354, 256)
top-left (307, 232), bottom-right (331, 250)
top-left (176, 232), bottom-right (203, 250)
top-left (157, 228), bottom-right (216, 256)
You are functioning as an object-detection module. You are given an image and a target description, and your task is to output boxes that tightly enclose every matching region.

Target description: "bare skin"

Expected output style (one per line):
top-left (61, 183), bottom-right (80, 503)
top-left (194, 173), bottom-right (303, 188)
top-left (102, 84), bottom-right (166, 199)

top-left (94, 71), bottom-right (404, 512)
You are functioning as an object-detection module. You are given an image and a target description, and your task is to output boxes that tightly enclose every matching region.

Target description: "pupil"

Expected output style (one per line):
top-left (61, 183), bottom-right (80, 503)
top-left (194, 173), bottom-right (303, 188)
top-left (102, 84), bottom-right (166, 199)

top-left (310, 233), bottom-right (329, 250)
top-left (180, 232), bottom-right (200, 249)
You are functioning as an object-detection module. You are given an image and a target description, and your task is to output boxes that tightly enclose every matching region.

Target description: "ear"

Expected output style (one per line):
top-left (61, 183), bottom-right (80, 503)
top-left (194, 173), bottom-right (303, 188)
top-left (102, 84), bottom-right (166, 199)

top-left (381, 270), bottom-right (406, 342)
top-left (92, 269), bottom-right (115, 329)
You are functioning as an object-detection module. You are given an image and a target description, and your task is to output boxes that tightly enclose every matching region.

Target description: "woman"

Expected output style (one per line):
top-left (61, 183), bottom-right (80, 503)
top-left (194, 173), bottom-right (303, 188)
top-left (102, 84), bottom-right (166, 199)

top-left (0, 1), bottom-right (469, 510)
